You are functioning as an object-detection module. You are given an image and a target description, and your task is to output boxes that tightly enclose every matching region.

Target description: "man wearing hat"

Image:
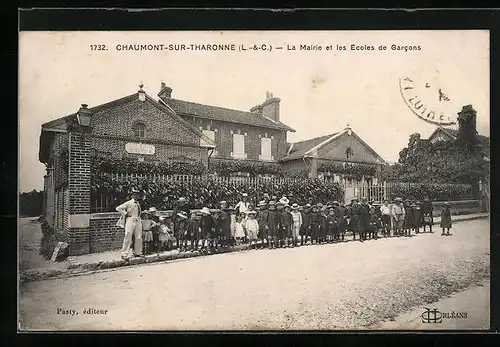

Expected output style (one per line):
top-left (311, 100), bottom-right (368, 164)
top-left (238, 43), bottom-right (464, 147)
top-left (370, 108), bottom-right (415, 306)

top-left (414, 201), bottom-right (423, 234)
top-left (172, 197), bottom-right (191, 249)
top-left (380, 200), bottom-right (392, 237)
top-left (391, 197), bottom-right (405, 237)
top-left (359, 197), bottom-right (371, 241)
top-left (290, 203), bottom-right (303, 247)
top-left (235, 193), bottom-right (251, 216)
top-left (116, 188), bottom-right (143, 259)
top-left (256, 200), bottom-right (270, 248)
top-left (279, 201), bottom-right (293, 247)
top-left (300, 203), bottom-right (312, 246)
top-left (421, 197), bottom-right (434, 233)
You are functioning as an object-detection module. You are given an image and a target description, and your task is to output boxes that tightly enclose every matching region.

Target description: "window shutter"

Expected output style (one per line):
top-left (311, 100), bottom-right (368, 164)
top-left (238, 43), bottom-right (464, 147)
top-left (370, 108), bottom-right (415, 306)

top-left (260, 137), bottom-right (272, 161)
top-left (232, 134), bottom-right (245, 158)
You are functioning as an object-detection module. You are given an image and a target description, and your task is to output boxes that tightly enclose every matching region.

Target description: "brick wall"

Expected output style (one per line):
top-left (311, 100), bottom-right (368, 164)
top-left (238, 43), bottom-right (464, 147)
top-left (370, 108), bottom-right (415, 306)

top-left (183, 116), bottom-right (287, 162)
top-left (90, 214), bottom-right (123, 253)
top-left (67, 131), bottom-right (92, 255)
top-left (92, 95), bottom-right (201, 147)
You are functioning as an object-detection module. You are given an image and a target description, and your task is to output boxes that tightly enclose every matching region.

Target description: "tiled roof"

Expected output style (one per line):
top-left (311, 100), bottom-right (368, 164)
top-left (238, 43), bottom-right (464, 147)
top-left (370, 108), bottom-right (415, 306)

top-left (282, 133), bottom-right (338, 161)
top-left (164, 98), bottom-right (295, 132)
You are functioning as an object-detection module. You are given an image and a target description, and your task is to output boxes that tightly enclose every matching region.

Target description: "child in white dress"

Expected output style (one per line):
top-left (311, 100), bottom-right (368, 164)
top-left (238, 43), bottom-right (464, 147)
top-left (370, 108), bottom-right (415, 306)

top-left (234, 213), bottom-right (246, 245)
top-left (245, 211), bottom-right (260, 245)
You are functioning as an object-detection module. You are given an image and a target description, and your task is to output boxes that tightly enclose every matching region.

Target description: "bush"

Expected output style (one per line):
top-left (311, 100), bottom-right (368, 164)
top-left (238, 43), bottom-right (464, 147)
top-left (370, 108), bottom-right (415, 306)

top-left (91, 176), bottom-right (344, 211)
top-left (388, 182), bottom-right (473, 202)
top-left (39, 221), bottom-right (67, 260)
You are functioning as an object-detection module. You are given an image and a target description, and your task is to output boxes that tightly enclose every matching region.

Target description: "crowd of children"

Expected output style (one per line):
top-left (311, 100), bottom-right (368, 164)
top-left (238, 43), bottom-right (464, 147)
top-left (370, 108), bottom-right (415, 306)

top-left (135, 194), bottom-right (453, 255)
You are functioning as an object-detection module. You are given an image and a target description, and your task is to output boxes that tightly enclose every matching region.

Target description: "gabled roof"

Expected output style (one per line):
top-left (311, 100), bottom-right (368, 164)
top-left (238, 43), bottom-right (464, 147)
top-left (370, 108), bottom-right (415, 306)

top-left (164, 98), bottom-right (295, 132)
top-left (39, 91), bottom-right (216, 163)
top-left (283, 133), bottom-right (338, 161)
top-left (281, 129), bottom-right (386, 164)
top-left (428, 126), bottom-right (490, 158)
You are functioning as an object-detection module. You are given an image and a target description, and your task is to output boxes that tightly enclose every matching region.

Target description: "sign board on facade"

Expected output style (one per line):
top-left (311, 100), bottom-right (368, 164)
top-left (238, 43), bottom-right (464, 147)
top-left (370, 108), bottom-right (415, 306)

top-left (125, 142), bottom-right (155, 155)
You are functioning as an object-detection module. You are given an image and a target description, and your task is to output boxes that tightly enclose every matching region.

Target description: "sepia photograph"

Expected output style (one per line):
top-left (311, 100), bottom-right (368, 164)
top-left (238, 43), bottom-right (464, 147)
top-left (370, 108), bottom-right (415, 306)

top-left (18, 29), bottom-right (490, 331)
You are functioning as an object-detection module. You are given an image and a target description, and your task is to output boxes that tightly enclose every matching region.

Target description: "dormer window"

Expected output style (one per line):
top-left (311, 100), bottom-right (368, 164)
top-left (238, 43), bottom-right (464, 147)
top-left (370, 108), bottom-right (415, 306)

top-left (345, 147), bottom-right (353, 159)
top-left (133, 122), bottom-right (146, 139)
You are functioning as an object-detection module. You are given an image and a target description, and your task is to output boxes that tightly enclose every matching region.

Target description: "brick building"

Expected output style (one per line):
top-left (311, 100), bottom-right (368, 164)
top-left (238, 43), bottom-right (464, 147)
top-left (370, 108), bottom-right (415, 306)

top-left (158, 83), bottom-right (295, 170)
top-left (39, 84), bottom-right (296, 255)
top-left (281, 125), bottom-right (385, 183)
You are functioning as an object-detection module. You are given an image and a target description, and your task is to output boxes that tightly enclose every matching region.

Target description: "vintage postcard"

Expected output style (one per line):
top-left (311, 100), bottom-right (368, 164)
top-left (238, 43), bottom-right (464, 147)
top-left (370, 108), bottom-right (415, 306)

top-left (18, 29), bottom-right (490, 331)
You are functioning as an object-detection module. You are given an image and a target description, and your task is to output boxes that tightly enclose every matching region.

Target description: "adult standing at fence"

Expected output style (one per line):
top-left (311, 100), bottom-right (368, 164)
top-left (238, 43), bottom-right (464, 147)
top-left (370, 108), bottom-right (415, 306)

top-left (235, 193), bottom-right (251, 216)
top-left (116, 188), bottom-right (143, 260)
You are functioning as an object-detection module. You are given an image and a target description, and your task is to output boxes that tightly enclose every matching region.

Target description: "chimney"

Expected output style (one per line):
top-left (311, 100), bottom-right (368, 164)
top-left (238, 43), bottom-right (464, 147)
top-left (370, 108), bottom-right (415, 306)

top-left (158, 81), bottom-right (173, 101)
top-left (138, 83), bottom-right (146, 102)
top-left (260, 91), bottom-right (281, 122)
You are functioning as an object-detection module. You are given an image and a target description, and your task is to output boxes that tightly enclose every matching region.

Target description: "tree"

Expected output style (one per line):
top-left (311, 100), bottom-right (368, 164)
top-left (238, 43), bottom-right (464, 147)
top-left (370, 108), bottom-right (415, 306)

top-left (19, 190), bottom-right (44, 217)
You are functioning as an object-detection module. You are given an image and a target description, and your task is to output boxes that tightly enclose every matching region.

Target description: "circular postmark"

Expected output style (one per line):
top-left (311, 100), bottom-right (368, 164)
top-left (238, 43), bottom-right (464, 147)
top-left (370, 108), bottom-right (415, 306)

top-left (399, 76), bottom-right (456, 126)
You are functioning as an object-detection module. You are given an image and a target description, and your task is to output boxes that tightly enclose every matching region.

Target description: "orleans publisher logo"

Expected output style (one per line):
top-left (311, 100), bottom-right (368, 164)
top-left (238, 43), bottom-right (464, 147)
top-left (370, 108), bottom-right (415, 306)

top-left (399, 76), bottom-right (456, 126)
top-left (421, 308), bottom-right (468, 324)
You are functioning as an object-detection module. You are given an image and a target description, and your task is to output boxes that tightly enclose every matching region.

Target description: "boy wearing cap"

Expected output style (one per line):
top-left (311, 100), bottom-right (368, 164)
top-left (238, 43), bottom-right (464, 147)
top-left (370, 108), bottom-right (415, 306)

top-left (176, 211), bottom-right (190, 252)
top-left (440, 202), bottom-right (452, 236)
top-left (290, 203), bottom-right (303, 247)
top-left (219, 201), bottom-right (232, 247)
top-left (148, 207), bottom-right (161, 252)
top-left (414, 202), bottom-right (423, 234)
top-left (189, 211), bottom-right (202, 252)
top-left (404, 201), bottom-right (415, 236)
top-left (267, 201), bottom-right (279, 249)
top-left (141, 211), bottom-right (156, 255)
top-left (310, 204), bottom-right (322, 245)
top-left (257, 201), bottom-right (270, 248)
top-left (300, 204), bottom-right (311, 246)
top-left (116, 189), bottom-right (143, 259)
top-left (172, 197), bottom-right (191, 249)
top-left (279, 202), bottom-right (293, 247)
top-left (421, 197), bottom-right (434, 233)
top-left (318, 204), bottom-right (329, 244)
top-left (336, 202), bottom-right (347, 242)
top-left (235, 193), bottom-right (251, 216)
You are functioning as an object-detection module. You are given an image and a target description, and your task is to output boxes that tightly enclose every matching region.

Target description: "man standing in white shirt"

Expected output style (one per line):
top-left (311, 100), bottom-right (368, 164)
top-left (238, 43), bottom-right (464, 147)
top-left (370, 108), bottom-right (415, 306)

top-left (116, 188), bottom-right (143, 260)
top-left (390, 197), bottom-right (405, 237)
top-left (235, 193), bottom-right (251, 216)
top-left (380, 199), bottom-right (392, 237)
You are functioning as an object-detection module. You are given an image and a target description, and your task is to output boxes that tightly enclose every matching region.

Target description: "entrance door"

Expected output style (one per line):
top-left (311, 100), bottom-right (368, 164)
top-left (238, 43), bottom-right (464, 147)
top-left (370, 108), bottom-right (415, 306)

top-left (344, 182), bottom-right (356, 205)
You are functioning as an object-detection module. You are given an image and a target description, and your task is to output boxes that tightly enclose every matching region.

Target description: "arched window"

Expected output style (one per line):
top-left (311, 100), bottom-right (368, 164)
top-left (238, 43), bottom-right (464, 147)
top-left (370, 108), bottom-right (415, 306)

top-left (133, 122), bottom-right (146, 138)
top-left (345, 147), bottom-right (353, 159)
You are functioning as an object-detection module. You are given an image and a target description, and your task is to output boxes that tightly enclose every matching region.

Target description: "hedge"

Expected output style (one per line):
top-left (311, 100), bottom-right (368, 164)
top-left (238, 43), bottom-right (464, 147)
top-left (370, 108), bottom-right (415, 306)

top-left (387, 182), bottom-right (473, 202)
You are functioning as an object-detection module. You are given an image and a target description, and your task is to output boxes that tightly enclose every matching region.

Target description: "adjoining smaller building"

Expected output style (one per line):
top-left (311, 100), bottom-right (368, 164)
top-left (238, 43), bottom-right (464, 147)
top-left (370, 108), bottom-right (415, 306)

top-left (281, 125), bottom-right (386, 184)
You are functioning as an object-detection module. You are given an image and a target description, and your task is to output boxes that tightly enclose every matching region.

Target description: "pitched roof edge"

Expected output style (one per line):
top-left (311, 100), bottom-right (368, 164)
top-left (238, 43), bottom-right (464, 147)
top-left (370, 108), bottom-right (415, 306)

top-left (303, 131), bottom-right (346, 157)
top-left (156, 97), bottom-right (216, 148)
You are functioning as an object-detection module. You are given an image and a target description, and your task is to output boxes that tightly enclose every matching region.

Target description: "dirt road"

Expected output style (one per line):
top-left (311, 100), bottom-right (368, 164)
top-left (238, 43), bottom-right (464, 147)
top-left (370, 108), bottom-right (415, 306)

top-left (19, 219), bottom-right (490, 331)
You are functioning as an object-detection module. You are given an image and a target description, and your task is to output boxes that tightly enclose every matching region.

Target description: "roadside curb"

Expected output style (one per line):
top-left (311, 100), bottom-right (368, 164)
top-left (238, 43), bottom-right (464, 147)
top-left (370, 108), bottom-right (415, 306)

top-left (19, 214), bottom-right (489, 283)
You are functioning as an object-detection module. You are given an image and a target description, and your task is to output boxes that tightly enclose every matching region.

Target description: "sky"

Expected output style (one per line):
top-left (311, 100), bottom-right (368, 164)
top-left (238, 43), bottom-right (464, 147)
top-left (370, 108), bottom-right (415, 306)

top-left (19, 30), bottom-right (490, 192)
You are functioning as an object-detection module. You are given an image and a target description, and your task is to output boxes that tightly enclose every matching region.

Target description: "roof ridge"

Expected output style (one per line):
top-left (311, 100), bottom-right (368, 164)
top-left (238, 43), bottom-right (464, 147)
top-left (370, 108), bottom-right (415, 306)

top-left (170, 97), bottom-right (257, 116)
top-left (292, 133), bottom-right (338, 145)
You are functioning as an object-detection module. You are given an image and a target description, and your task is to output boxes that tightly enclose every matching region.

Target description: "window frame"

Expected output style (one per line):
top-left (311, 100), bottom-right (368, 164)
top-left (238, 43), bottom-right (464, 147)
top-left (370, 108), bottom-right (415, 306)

top-left (132, 122), bottom-right (146, 139)
top-left (345, 147), bottom-right (353, 159)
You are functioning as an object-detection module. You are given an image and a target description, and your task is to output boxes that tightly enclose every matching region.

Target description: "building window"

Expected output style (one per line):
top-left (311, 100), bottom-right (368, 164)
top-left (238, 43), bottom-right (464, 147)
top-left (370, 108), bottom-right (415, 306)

top-left (259, 137), bottom-right (273, 161)
top-left (345, 147), bottom-right (353, 159)
top-left (201, 129), bottom-right (217, 156)
top-left (231, 133), bottom-right (246, 159)
top-left (133, 122), bottom-right (146, 138)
